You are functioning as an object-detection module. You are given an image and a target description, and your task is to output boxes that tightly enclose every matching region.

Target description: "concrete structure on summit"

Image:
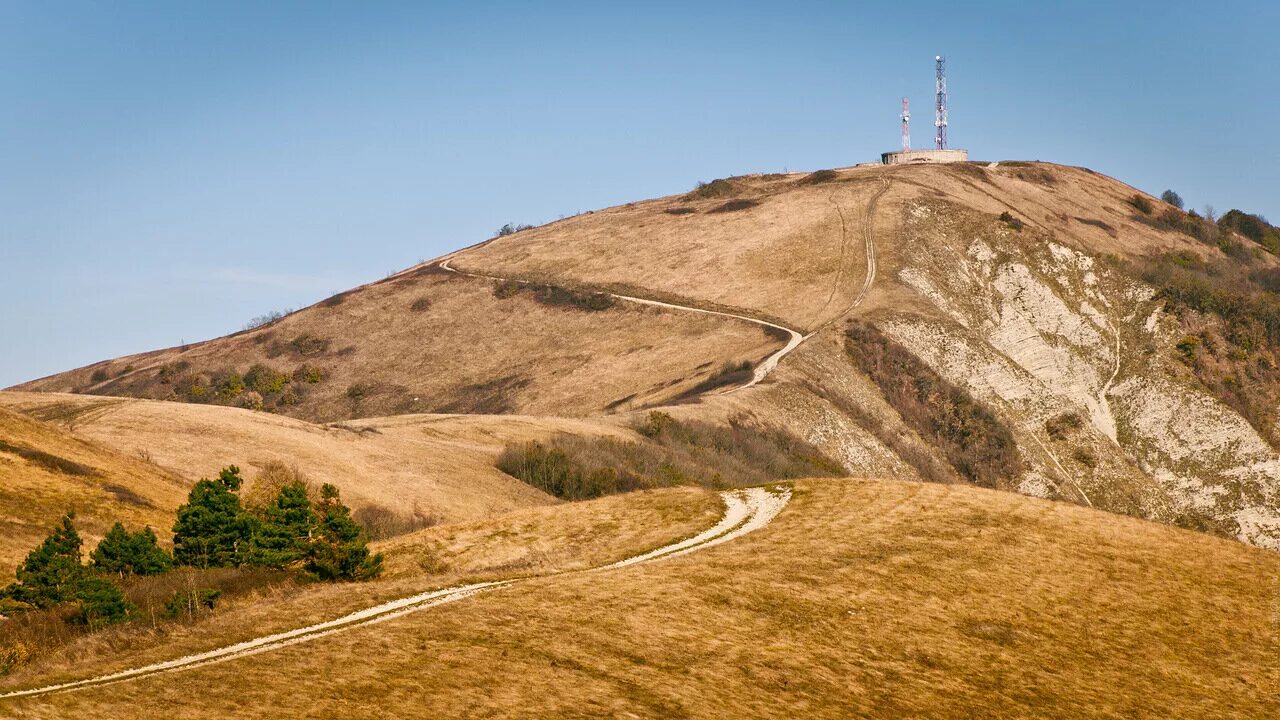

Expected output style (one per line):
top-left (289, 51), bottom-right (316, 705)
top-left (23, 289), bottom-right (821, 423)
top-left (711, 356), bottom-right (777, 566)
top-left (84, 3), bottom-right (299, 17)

top-left (882, 55), bottom-right (968, 165)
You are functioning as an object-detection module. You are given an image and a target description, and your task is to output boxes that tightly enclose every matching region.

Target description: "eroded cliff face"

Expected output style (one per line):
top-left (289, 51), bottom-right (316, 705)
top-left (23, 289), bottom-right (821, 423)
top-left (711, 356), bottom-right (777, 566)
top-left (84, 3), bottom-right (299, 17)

top-left (872, 198), bottom-right (1280, 549)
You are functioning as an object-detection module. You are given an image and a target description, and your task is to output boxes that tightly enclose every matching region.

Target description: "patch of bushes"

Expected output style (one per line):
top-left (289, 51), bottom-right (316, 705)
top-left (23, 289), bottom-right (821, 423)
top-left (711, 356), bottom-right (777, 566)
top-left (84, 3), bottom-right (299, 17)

top-left (845, 322), bottom-right (1023, 488)
top-left (708, 198), bottom-right (760, 214)
top-left (1220, 210), bottom-right (1280, 255)
top-left (1045, 412), bottom-right (1084, 441)
top-left (1138, 250), bottom-right (1280, 443)
top-left (496, 412), bottom-right (843, 501)
top-left (800, 169), bottom-right (840, 185)
top-left (663, 207), bottom-right (697, 216)
top-left (293, 364), bottom-right (324, 384)
top-left (245, 364), bottom-right (289, 395)
top-left (243, 309), bottom-right (292, 331)
top-left (90, 368), bottom-right (109, 383)
top-left (683, 178), bottom-right (740, 201)
top-left (0, 440), bottom-right (99, 477)
top-left (1127, 194), bottom-right (1154, 215)
top-left (352, 504), bottom-right (440, 541)
top-left (491, 280), bottom-right (614, 311)
top-left (999, 211), bottom-right (1025, 231)
top-left (1005, 165), bottom-right (1057, 186)
top-left (495, 223), bottom-right (535, 237)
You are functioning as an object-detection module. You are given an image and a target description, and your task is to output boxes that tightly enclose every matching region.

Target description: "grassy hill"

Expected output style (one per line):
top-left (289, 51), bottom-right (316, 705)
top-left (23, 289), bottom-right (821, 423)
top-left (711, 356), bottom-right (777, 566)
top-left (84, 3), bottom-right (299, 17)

top-left (0, 407), bottom-right (188, 579)
top-left (4, 478), bottom-right (1275, 719)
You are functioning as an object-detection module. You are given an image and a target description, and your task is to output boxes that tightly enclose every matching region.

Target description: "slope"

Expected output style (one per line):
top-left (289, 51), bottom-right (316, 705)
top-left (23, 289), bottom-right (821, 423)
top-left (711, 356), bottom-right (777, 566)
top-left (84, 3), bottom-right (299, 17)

top-left (5, 478), bottom-right (1275, 719)
top-left (0, 407), bottom-right (188, 579)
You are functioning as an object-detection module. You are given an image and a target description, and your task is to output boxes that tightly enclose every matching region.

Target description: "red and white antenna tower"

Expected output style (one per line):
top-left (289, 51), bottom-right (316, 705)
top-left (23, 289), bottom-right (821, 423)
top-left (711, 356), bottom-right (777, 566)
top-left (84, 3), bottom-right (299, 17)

top-left (934, 55), bottom-right (948, 150)
top-left (901, 97), bottom-right (911, 151)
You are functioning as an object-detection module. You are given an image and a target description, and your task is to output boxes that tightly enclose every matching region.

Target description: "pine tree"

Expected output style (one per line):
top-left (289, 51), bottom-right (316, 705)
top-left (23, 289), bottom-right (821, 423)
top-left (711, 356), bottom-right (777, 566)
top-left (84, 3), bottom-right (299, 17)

top-left (91, 523), bottom-right (172, 577)
top-left (305, 484), bottom-right (382, 581)
top-left (8, 512), bottom-right (84, 608)
top-left (247, 480), bottom-right (316, 568)
top-left (172, 466), bottom-right (251, 568)
top-left (70, 574), bottom-right (129, 628)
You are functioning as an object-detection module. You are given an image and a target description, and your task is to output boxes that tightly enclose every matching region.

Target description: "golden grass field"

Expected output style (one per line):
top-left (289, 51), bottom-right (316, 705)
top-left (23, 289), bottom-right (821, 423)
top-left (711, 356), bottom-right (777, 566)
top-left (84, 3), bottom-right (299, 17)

top-left (5, 478), bottom-right (1275, 719)
top-left (0, 407), bottom-right (188, 578)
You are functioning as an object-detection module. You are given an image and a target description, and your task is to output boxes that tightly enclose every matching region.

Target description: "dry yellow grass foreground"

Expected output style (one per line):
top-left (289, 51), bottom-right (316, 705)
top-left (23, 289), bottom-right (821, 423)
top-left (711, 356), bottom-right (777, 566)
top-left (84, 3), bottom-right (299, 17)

top-left (0, 407), bottom-right (187, 578)
top-left (8, 479), bottom-right (1276, 719)
top-left (0, 487), bottom-right (721, 696)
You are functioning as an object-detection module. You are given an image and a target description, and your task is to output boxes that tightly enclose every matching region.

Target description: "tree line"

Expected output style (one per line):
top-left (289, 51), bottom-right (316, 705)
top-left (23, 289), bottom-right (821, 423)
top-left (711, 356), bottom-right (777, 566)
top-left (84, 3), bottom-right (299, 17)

top-left (1, 466), bottom-right (380, 629)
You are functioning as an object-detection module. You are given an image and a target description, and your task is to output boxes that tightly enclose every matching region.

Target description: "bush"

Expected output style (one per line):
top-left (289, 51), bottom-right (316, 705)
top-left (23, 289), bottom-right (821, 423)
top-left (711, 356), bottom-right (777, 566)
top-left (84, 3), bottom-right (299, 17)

top-left (352, 504), bottom-right (440, 541)
top-left (497, 412), bottom-right (843, 500)
top-left (410, 296), bottom-right (432, 312)
top-left (999, 211), bottom-right (1025, 231)
top-left (495, 223), bottom-right (534, 237)
top-left (163, 587), bottom-right (221, 619)
top-left (800, 169), bottom-right (840, 185)
top-left (1161, 190), bottom-right (1184, 209)
top-left (708, 198), bottom-right (760, 214)
top-left (244, 364), bottom-right (289, 395)
top-left (243, 309), bottom-right (292, 331)
top-left (1044, 412), bottom-right (1084, 441)
top-left (293, 364), bottom-right (324, 384)
top-left (1128, 194), bottom-right (1154, 215)
top-left (845, 322), bottom-right (1023, 488)
top-left (684, 178), bottom-right (740, 201)
top-left (90, 368), bottom-right (109, 383)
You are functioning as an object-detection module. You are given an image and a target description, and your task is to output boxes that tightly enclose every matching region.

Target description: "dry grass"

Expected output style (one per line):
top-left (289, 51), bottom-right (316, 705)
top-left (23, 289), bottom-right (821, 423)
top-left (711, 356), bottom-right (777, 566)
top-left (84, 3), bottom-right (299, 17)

top-left (0, 486), bottom-right (718, 693)
top-left (7, 479), bottom-right (1275, 718)
top-left (16, 265), bottom-right (779, 421)
top-left (0, 408), bottom-right (187, 579)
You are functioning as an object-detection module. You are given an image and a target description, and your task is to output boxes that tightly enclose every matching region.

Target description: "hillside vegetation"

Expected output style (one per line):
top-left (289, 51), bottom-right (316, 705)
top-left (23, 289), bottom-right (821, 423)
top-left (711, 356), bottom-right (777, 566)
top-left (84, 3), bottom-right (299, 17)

top-left (8, 479), bottom-right (1275, 719)
top-left (0, 408), bottom-right (188, 580)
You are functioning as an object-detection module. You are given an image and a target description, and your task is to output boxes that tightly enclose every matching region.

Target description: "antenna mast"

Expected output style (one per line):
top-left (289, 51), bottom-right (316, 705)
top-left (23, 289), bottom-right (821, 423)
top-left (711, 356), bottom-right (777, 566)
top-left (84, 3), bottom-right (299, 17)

top-left (901, 97), bottom-right (911, 151)
top-left (934, 55), bottom-right (948, 150)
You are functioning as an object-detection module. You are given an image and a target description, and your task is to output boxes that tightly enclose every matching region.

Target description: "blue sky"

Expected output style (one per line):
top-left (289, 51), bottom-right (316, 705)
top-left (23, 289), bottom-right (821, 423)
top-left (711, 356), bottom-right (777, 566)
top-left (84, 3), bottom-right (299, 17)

top-left (2, 1), bottom-right (1277, 387)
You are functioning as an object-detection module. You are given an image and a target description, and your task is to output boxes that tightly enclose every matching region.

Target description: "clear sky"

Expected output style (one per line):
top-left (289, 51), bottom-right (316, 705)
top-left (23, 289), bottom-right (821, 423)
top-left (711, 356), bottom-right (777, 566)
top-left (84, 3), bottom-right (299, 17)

top-left (2, 1), bottom-right (1277, 387)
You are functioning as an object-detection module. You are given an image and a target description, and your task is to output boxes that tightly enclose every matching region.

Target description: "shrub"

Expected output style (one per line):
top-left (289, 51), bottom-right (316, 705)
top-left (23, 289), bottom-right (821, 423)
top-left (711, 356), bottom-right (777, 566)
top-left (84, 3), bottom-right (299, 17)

top-left (999, 211), bottom-right (1025, 231)
top-left (293, 364), bottom-right (324, 384)
top-left (684, 178), bottom-right (739, 201)
top-left (1161, 190), bottom-right (1184, 209)
top-left (1128, 194), bottom-right (1154, 215)
top-left (493, 280), bottom-right (523, 299)
top-left (5, 513), bottom-right (85, 608)
top-left (495, 223), bottom-right (534, 237)
top-left (352, 504), bottom-right (440, 541)
top-left (215, 372), bottom-right (245, 400)
top-left (664, 207), bottom-right (697, 216)
top-left (90, 368), bottom-right (109, 383)
top-left (244, 364), bottom-right (289, 395)
top-left (289, 334), bottom-right (329, 356)
top-left (163, 587), bottom-right (221, 619)
top-left (497, 412), bottom-right (842, 500)
top-left (243, 309), bottom-right (292, 331)
top-left (1045, 412), bottom-right (1084, 441)
top-left (346, 383), bottom-right (372, 401)
top-left (800, 169), bottom-right (840, 185)
top-left (410, 296), bottom-right (432, 312)
top-left (845, 322), bottom-right (1023, 488)
top-left (708, 198), bottom-right (760, 214)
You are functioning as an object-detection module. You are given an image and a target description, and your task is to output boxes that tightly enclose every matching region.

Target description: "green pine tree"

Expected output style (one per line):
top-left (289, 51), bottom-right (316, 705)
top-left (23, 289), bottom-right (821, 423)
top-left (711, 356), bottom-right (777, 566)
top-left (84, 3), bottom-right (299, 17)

top-left (7, 512), bottom-right (84, 608)
top-left (69, 574), bottom-right (129, 628)
top-left (172, 466), bottom-right (251, 568)
top-left (247, 480), bottom-right (316, 568)
top-left (305, 484), bottom-right (382, 581)
top-left (91, 523), bottom-right (172, 577)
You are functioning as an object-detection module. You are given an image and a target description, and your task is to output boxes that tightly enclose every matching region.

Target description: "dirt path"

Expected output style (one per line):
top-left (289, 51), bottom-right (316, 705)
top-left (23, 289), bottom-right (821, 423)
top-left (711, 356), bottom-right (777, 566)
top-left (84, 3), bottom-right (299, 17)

top-left (438, 258), bottom-right (802, 392)
top-left (1, 487), bottom-right (790, 701)
top-left (441, 178), bottom-right (887, 395)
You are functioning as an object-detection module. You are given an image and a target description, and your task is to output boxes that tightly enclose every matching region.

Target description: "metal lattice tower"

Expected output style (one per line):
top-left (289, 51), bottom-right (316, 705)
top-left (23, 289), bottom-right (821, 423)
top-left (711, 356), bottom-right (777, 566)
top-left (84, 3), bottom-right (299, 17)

top-left (901, 97), bottom-right (911, 151)
top-left (934, 55), bottom-right (948, 150)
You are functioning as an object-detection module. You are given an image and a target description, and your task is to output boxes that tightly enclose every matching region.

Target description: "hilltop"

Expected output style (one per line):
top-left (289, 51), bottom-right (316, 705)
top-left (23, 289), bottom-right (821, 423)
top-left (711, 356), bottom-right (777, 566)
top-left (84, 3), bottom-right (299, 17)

top-left (13, 160), bottom-right (1280, 551)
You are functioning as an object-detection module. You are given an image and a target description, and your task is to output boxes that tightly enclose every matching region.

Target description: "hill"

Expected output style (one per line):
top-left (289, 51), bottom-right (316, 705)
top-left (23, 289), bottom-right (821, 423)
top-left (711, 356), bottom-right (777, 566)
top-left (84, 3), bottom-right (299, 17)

top-left (0, 407), bottom-right (188, 579)
top-left (3, 478), bottom-right (1275, 719)
top-left (11, 160), bottom-right (1280, 552)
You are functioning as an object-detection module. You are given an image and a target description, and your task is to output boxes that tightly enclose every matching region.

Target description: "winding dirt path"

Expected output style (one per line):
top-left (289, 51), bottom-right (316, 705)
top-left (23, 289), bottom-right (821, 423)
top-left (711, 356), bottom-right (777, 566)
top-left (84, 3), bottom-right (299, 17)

top-left (440, 177), bottom-right (888, 395)
top-left (1, 487), bottom-right (790, 701)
